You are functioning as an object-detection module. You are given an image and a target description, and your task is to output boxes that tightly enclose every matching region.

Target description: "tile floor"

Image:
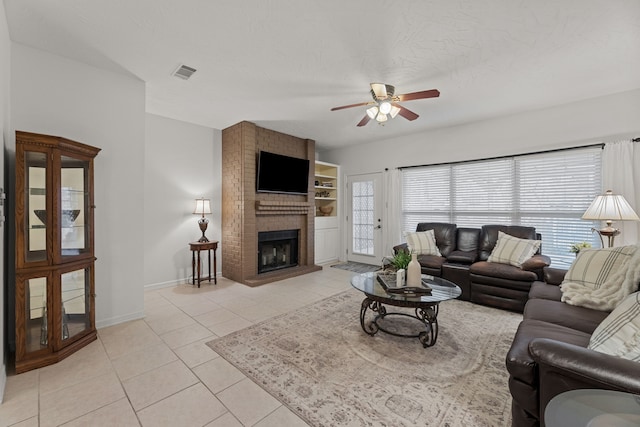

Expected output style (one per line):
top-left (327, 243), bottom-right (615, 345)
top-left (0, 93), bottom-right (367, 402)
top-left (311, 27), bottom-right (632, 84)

top-left (1, 265), bottom-right (355, 427)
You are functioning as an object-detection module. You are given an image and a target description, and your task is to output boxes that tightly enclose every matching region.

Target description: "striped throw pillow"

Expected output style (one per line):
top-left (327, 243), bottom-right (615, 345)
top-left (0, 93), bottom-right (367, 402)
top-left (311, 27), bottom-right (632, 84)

top-left (563, 245), bottom-right (636, 290)
top-left (487, 231), bottom-right (541, 268)
top-left (405, 230), bottom-right (441, 256)
top-left (588, 292), bottom-right (640, 361)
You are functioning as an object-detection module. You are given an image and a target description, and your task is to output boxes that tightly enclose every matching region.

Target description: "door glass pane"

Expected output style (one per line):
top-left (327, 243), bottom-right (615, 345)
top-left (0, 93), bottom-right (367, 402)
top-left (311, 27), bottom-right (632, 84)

top-left (26, 152), bottom-right (47, 262)
top-left (61, 268), bottom-right (90, 341)
top-left (61, 156), bottom-right (89, 256)
top-left (26, 277), bottom-right (48, 352)
top-left (352, 180), bottom-right (374, 255)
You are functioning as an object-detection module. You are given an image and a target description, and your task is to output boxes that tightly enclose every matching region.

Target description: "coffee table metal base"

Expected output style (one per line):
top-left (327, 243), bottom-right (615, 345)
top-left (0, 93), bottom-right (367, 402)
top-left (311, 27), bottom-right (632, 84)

top-left (359, 297), bottom-right (439, 347)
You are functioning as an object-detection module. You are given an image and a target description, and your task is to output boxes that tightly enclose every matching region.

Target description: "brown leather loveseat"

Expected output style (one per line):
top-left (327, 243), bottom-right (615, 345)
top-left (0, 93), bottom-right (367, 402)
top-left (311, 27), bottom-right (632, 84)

top-left (394, 222), bottom-right (550, 312)
top-left (506, 267), bottom-right (640, 426)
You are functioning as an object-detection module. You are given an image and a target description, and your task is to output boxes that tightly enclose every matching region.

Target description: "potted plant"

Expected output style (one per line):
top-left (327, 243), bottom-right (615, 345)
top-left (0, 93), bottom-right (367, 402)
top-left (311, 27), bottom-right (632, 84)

top-left (386, 250), bottom-right (412, 271)
top-left (570, 241), bottom-right (592, 255)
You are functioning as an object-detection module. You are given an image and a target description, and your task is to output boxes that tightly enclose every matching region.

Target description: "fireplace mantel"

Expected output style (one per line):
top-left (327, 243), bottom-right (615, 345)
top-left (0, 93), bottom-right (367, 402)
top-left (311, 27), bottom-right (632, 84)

top-left (255, 200), bottom-right (312, 215)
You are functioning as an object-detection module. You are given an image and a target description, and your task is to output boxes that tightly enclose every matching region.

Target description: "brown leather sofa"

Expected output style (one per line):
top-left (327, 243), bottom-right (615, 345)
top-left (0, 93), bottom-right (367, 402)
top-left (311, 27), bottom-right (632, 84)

top-left (506, 267), bottom-right (640, 427)
top-left (394, 222), bottom-right (550, 312)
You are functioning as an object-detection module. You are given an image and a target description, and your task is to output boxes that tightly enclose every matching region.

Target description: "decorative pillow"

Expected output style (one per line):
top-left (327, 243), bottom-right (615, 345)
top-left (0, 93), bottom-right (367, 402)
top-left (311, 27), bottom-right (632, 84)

top-left (563, 245), bottom-right (637, 290)
top-left (404, 230), bottom-right (441, 256)
top-left (588, 292), bottom-right (640, 361)
top-left (487, 231), bottom-right (541, 268)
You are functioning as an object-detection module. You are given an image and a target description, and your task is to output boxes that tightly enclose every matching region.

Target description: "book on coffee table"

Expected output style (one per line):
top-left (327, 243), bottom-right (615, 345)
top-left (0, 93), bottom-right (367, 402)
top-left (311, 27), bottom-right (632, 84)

top-left (376, 273), bottom-right (432, 295)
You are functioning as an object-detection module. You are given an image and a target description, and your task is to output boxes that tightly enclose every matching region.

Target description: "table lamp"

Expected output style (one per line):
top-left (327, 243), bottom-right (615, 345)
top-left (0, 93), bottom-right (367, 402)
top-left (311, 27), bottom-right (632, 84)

top-left (193, 198), bottom-right (212, 242)
top-left (581, 190), bottom-right (640, 247)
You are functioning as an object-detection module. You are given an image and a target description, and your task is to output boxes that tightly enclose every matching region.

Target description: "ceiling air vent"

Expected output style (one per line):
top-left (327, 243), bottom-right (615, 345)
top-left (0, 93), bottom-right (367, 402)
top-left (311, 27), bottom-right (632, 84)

top-left (173, 64), bottom-right (197, 80)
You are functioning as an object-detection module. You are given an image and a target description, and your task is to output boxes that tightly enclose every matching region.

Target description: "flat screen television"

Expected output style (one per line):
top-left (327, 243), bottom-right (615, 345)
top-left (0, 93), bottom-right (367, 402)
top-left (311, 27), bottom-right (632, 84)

top-left (256, 151), bottom-right (310, 195)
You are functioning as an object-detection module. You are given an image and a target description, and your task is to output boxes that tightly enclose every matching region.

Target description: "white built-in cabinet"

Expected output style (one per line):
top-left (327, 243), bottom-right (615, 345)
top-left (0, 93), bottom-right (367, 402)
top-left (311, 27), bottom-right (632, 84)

top-left (314, 161), bottom-right (340, 264)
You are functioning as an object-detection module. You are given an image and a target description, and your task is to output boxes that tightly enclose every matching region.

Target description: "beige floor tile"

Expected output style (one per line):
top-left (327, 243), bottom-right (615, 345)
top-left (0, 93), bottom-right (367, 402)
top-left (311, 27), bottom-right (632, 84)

top-left (60, 397), bottom-right (139, 427)
top-left (111, 342), bottom-right (177, 381)
top-left (192, 357), bottom-right (245, 394)
top-left (237, 302), bottom-right (281, 322)
top-left (98, 319), bottom-right (164, 359)
top-left (160, 322), bottom-right (213, 349)
top-left (216, 296), bottom-right (261, 312)
top-left (39, 371), bottom-right (125, 427)
top-left (254, 405), bottom-right (310, 427)
top-left (216, 378), bottom-right (281, 426)
top-left (2, 370), bottom-right (38, 399)
top-left (122, 359), bottom-right (198, 410)
top-left (0, 381), bottom-right (38, 427)
top-left (145, 310), bottom-right (196, 335)
top-left (194, 306), bottom-right (241, 327)
top-left (39, 340), bottom-right (113, 395)
top-left (204, 412), bottom-right (243, 427)
top-left (174, 337), bottom-right (220, 368)
top-left (6, 417), bottom-right (39, 427)
top-left (207, 317), bottom-right (253, 336)
top-left (179, 299), bottom-right (221, 317)
top-left (137, 383), bottom-right (227, 427)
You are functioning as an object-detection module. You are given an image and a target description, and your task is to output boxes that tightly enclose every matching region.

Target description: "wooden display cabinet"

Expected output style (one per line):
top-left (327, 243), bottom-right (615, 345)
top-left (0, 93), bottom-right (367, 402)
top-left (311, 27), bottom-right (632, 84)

top-left (14, 131), bottom-right (100, 373)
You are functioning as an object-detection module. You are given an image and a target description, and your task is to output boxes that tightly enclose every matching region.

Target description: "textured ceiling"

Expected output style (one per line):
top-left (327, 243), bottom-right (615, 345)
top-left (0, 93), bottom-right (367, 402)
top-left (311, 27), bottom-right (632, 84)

top-left (4, 0), bottom-right (640, 150)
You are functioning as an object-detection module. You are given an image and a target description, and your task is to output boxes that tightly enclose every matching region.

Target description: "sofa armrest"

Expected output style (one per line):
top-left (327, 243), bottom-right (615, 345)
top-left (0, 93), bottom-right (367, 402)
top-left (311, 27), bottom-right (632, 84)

top-left (530, 338), bottom-right (640, 419)
top-left (393, 243), bottom-right (409, 254)
top-left (543, 267), bottom-right (567, 286)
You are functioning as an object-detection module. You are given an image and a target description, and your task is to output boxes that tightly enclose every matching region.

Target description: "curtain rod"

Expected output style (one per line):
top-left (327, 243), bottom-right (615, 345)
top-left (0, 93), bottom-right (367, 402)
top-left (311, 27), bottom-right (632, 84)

top-left (398, 143), bottom-right (605, 170)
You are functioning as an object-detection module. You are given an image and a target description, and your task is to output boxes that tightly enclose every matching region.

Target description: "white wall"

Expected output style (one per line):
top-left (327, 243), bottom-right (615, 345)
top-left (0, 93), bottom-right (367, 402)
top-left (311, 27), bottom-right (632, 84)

top-left (144, 114), bottom-right (221, 288)
top-left (10, 43), bottom-right (146, 329)
top-left (322, 89), bottom-right (640, 174)
top-left (0, 1), bottom-right (10, 403)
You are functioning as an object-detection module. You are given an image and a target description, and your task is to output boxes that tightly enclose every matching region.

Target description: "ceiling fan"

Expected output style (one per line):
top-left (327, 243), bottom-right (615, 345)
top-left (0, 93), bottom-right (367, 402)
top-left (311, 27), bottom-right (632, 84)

top-left (331, 83), bottom-right (440, 127)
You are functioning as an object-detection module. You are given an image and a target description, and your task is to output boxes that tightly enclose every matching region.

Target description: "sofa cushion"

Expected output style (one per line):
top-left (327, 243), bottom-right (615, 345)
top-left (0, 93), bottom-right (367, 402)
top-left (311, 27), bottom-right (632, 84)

top-left (488, 231), bottom-right (541, 268)
top-left (469, 261), bottom-right (538, 282)
top-left (416, 222), bottom-right (456, 257)
top-left (416, 254), bottom-right (446, 270)
top-left (562, 245), bottom-right (636, 290)
top-left (523, 298), bottom-right (609, 334)
top-left (506, 319), bottom-right (591, 385)
top-left (446, 250), bottom-right (477, 264)
top-left (456, 227), bottom-right (480, 253)
top-left (589, 292), bottom-right (640, 360)
top-left (528, 281), bottom-right (562, 301)
top-left (405, 229), bottom-right (441, 256)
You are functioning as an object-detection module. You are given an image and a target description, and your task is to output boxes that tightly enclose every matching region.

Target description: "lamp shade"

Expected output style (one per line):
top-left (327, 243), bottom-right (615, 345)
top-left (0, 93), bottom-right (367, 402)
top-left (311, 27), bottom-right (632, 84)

top-left (193, 198), bottom-right (212, 216)
top-left (581, 190), bottom-right (640, 222)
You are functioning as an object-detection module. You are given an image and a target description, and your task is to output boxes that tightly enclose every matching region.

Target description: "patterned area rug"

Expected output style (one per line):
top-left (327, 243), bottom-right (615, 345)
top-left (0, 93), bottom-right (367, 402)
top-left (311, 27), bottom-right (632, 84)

top-left (331, 261), bottom-right (381, 273)
top-left (207, 290), bottom-right (522, 426)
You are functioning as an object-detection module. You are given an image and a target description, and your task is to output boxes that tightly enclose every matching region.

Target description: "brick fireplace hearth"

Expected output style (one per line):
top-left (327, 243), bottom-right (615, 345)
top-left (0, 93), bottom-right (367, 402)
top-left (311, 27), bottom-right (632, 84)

top-left (221, 121), bottom-right (321, 286)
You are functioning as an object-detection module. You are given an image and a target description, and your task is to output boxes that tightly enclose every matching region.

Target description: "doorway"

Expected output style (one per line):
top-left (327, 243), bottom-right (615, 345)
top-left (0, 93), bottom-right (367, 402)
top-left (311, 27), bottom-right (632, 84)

top-left (346, 173), bottom-right (383, 265)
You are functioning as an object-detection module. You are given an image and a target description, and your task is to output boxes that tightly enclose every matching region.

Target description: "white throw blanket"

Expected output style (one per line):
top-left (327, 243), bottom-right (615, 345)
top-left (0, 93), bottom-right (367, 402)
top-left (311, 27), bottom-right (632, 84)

top-left (561, 244), bottom-right (640, 311)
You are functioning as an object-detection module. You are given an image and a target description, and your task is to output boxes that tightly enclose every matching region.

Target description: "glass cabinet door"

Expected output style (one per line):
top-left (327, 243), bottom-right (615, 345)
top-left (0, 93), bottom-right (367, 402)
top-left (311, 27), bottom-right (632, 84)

top-left (60, 155), bottom-right (90, 257)
top-left (25, 276), bottom-right (49, 353)
top-left (25, 151), bottom-right (48, 263)
top-left (61, 268), bottom-right (91, 342)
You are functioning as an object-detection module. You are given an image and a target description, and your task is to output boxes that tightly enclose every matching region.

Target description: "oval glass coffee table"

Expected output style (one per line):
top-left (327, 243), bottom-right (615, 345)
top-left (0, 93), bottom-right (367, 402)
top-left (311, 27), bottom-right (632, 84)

top-left (350, 272), bottom-right (461, 348)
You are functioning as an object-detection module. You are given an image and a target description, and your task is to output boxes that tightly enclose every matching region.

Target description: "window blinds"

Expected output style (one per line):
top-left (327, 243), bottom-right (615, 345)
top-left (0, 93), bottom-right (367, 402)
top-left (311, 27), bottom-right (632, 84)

top-left (401, 146), bottom-right (602, 267)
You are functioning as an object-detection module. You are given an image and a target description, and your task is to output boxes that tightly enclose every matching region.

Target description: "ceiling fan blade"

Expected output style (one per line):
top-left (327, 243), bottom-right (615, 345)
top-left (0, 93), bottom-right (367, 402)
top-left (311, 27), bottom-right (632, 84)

top-left (330, 101), bottom-right (372, 111)
top-left (356, 115), bottom-right (371, 127)
top-left (393, 103), bottom-right (419, 121)
top-left (396, 89), bottom-right (440, 102)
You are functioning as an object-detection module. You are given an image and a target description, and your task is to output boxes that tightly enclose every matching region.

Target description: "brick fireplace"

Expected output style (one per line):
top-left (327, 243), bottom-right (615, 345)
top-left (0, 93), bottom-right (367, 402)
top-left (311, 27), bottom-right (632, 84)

top-left (221, 121), bottom-right (321, 286)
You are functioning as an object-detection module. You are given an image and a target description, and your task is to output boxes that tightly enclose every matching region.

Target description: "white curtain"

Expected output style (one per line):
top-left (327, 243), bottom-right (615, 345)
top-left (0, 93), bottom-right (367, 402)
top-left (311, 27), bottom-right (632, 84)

top-left (602, 140), bottom-right (640, 246)
top-left (383, 168), bottom-right (403, 257)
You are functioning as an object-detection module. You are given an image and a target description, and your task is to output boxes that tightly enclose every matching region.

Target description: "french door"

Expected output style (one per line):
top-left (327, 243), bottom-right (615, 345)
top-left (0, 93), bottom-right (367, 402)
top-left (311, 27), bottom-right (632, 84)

top-left (347, 173), bottom-right (383, 265)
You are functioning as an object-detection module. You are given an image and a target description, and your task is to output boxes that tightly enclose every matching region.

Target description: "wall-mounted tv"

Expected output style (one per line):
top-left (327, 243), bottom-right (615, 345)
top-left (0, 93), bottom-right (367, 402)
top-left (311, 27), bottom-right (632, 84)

top-left (256, 151), bottom-right (310, 195)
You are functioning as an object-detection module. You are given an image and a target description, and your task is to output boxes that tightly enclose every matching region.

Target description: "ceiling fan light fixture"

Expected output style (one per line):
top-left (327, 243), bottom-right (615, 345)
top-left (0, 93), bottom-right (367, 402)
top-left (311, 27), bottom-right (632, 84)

top-left (379, 101), bottom-right (392, 115)
top-left (376, 112), bottom-right (388, 122)
top-left (366, 106), bottom-right (379, 119)
top-left (389, 105), bottom-right (401, 118)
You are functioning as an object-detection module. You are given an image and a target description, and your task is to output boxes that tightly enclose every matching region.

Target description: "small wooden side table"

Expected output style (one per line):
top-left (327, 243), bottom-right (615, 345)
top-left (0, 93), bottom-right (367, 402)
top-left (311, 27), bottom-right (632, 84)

top-left (189, 241), bottom-right (218, 287)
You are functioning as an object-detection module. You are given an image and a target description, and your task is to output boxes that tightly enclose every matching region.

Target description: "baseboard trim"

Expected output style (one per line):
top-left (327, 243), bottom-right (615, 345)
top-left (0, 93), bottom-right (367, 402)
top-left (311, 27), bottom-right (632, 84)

top-left (96, 311), bottom-right (145, 330)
